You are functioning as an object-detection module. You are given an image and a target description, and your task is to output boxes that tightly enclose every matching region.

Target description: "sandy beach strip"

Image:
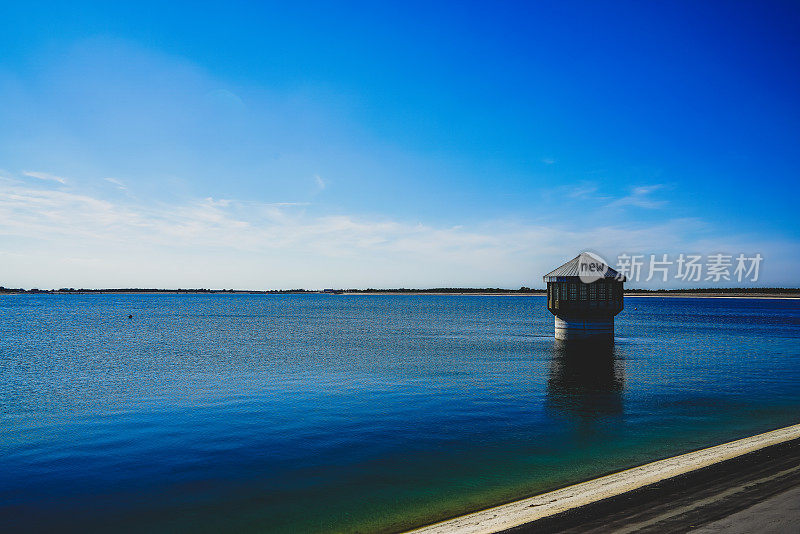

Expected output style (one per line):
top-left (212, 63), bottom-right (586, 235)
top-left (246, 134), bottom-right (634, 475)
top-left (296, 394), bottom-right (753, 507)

top-left (405, 423), bottom-right (800, 534)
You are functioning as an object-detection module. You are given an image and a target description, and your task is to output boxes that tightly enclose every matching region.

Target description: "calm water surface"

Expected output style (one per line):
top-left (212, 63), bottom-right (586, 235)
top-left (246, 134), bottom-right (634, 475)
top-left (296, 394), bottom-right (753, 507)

top-left (2, 294), bottom-right (799, 532)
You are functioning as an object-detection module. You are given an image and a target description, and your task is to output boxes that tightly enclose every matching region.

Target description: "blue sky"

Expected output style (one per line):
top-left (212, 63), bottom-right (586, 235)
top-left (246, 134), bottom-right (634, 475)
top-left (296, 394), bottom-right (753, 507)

top-left (1, 1), bottom-right (798, 289)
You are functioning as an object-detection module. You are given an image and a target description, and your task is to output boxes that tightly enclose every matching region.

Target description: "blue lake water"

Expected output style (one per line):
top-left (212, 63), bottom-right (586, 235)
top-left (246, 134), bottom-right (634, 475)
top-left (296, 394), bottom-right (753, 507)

top-left (1, 294), bottom-right (799, 532)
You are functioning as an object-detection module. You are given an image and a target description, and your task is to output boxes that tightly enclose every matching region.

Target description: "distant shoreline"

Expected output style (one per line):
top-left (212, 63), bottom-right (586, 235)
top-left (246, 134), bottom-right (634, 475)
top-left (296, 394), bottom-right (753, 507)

top-left (351, 294), bottom-right (800, 299)
top-left (625, 293), bottom-right (800, 299)
top-left (1, 288), bottom-right (799, 298)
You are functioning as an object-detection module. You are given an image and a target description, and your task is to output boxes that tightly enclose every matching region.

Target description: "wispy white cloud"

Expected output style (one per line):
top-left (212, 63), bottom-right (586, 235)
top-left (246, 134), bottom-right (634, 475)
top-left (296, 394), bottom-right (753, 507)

top-left (271, 202), bottom-right (310, 207)
top-left (568, 184), bottom-right (600, 199)
top-left (104, 177), bottom-right (127, 191)
top-left (314, 174), bottom-right (326, 191)
top-left (0, 179), bottom-right (791, 289)
top-left (204, 88), bottom-right (246, 110)
top-left (22, 171), bottom-right (68, 184)
top-left (607, 184), bottom-right (667, 209)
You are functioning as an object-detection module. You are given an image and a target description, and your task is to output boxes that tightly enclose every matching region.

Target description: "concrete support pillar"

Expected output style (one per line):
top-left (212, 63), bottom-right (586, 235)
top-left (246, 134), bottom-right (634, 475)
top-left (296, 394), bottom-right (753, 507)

top-left (554, 316), bottom-right (614, 341)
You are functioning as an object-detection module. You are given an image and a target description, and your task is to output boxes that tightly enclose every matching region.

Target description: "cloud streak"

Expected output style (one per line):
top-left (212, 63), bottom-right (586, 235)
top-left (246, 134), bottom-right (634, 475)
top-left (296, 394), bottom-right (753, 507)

top-left (607, 184), bottom-right (667, 209)
top-left (0, 179), bottom-right (792, 289)
top-left (104, 177), bottom-right (128, 191)
top-left (22, 171), bottom-right (68, 184)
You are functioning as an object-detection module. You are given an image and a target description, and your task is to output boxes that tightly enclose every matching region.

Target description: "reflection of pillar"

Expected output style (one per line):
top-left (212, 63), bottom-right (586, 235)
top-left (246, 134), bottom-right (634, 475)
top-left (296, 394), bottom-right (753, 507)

top-left (546, 340), bottom-right (625, 420)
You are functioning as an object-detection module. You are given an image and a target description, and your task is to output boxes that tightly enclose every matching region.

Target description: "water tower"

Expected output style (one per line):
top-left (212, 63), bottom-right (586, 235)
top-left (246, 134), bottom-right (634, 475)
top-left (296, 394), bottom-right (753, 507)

top-left (543, 252), bottom-right (625, 341)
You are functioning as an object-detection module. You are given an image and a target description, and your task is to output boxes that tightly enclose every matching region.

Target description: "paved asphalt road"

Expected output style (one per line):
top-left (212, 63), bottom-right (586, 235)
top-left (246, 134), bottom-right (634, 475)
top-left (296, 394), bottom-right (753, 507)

top-left (502, 437), bottom-right (800, 534)
top-left (695, 485), bottom-right (800, 534)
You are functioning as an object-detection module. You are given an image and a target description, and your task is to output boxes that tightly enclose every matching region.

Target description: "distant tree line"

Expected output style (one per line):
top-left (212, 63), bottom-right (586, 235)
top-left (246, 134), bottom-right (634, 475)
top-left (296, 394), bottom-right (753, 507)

top-left (0, 286), bottom-right (797, 295)
top-left (339, 287), bottom-right (542, 293)
top-left (0, 287), bottom-right (312, 294)
top-left (0, 286), bottom-right (543, 294)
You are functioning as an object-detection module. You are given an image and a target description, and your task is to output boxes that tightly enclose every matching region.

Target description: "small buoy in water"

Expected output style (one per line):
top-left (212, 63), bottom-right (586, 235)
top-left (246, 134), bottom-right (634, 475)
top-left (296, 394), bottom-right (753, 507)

top-left (128, 314), bottom-right (133, 319)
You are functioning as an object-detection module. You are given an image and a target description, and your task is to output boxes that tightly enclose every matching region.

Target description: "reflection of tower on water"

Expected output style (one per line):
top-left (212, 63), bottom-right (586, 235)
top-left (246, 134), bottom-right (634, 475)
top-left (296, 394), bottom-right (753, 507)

top-left (546, 340), bottom-right (625, 421)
